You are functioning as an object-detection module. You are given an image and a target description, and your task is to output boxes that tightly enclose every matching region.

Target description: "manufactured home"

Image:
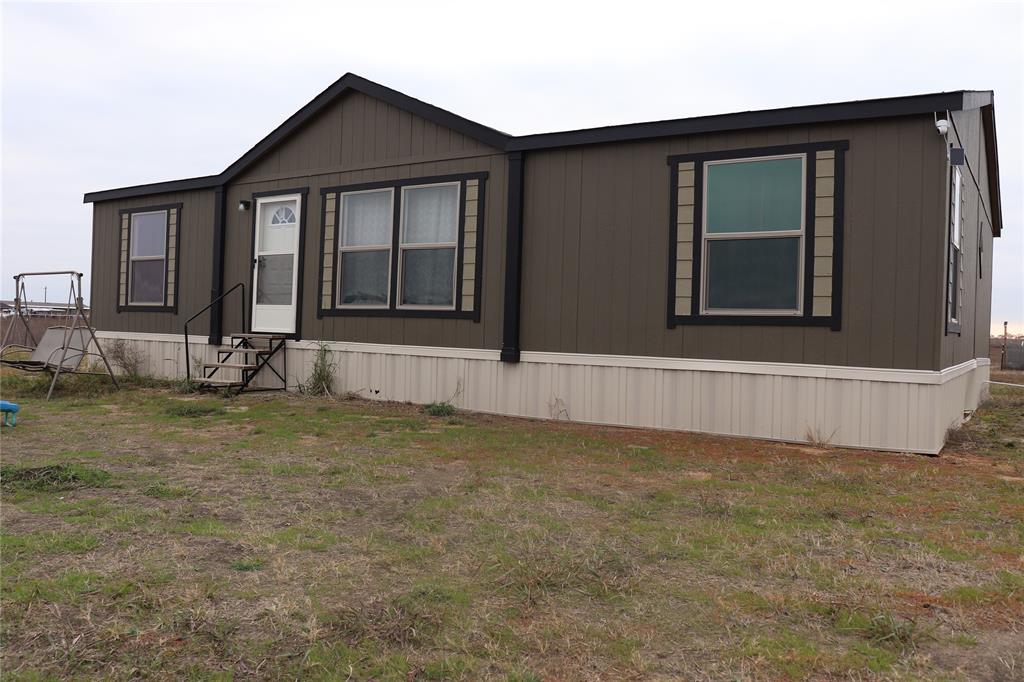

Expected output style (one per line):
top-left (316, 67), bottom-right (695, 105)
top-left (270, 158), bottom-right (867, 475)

top-left (84, 75), bottom-right (1003, 454)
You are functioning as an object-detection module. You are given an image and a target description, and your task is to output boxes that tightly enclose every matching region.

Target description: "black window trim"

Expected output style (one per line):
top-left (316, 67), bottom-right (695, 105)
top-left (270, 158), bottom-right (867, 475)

top-left (116, 202), bottom-right (182, 313)
top-left (666, 141), bottom-right (847, 330)
top-left (317, 171), bottom-right (487, 321)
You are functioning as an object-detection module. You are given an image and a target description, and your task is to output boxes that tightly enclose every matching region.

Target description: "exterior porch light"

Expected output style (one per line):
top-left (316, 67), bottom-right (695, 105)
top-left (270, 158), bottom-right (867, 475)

top-left (238, 200), bottom-right (251, 211)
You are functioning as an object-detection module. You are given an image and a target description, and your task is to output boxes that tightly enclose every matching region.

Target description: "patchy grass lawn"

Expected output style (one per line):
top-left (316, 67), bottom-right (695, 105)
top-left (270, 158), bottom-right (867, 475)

top-left (1, 370), bottom-right (1022, 680)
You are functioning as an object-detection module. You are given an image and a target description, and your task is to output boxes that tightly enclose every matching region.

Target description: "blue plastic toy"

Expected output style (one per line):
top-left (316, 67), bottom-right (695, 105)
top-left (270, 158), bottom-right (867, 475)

top-left (0, 401), bottom-right (19, 427)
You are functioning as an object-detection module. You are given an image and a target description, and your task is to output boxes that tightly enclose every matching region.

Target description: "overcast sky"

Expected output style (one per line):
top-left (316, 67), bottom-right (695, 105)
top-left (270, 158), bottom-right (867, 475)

top-left (2, 1), bottom-right (1021, 333)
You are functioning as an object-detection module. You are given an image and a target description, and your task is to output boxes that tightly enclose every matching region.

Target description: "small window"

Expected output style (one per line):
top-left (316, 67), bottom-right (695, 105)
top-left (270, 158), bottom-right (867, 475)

top-left (399, 183), bottom-right (459, 308)
top-left (129, 210), bottom-right (167, 304)
top-left (701, 156), bottom-right (805, 314)
top-left (338, 189), bottom-right (393, 307)
top-left (948, 167), bottom-right (963, 324)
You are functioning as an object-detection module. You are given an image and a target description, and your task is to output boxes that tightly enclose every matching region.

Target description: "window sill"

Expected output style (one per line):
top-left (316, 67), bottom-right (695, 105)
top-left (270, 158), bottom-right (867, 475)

top-left (318, 307), bottom-right (477, 320)
top-left (118, 304), bottom-right (176, 313)
top-left (670, 314), bottom-right (839, 330)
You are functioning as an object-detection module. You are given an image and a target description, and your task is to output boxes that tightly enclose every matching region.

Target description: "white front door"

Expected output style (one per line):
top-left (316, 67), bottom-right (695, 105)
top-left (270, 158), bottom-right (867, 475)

top-left (252, 194), bottom-right (301, 334)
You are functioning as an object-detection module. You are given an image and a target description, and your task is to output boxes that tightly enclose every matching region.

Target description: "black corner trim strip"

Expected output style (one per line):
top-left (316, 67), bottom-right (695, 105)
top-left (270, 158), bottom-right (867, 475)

top-left (802, 156), bottom-right (816, 320)
top-left (388, 187), bottom-right (403, 310)
top-left (294, 192), bottom-right (308, 341)
top-left (690, 162), bottom-right (704, 317)
top-left (209, 186), bottom-right (226, 344)
top-left (501, 151), bottom-right (525, 363)
top-left (472, 177), bottom-right (487, 324)
top-left (666, 163), bottom-right (679, 329)
top-left (316, 192), bottom-right (327, 320)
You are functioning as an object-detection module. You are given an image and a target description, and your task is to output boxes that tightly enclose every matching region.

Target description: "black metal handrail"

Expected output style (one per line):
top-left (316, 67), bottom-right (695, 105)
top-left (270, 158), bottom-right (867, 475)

top-left (184, 283), bottom-right (246, 383)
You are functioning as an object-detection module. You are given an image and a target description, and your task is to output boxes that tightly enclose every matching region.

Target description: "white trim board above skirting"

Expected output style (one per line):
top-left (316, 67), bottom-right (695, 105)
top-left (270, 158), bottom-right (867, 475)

top-left (93, 330), bottom-right (989, 454)
top-left (291, 339), bottom-right (984, 385)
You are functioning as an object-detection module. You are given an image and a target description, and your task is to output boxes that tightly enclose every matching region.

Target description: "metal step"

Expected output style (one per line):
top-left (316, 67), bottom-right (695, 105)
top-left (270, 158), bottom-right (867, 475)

top-left (230, 333), bottom-right (286, 340)
top-left (194, 377), bottom-right (244, 387)
top-left (215, 346), bottom-right (269, 355)
top-left (203, 362), bottom-right (257, 370)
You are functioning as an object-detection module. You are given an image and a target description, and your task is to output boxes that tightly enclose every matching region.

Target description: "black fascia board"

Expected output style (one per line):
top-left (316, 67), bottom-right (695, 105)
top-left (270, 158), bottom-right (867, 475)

top-left (507, 91), bottom-right (969, 151)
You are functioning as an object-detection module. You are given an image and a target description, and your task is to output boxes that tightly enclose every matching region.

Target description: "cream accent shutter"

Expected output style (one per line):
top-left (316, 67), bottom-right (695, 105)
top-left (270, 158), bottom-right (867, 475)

top-left (166, 207), bottom-right (178, 308)
top-left (812, 151), bottom-right (836, 317)
top-left (320, 192), bottom-right (338, 310)
top-left (460, 179), bottom-right (481, 312)
top-left (118, 213), bottom-right (130, 307)
top-left (674, 162), bottom-right (695, 315)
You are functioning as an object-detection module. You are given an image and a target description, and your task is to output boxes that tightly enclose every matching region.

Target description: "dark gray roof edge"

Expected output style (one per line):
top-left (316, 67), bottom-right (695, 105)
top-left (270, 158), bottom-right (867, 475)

top-left (507, 90), bottom-right (977, 151)
top-left (83, 174), bottom-right (222, 203)
top-left (84, 85), bottom-right (991, 203)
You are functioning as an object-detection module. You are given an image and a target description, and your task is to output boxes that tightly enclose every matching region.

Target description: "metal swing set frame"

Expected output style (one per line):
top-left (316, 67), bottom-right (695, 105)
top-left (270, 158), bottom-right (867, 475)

top-left (0, 271), bottom-right (118, 399)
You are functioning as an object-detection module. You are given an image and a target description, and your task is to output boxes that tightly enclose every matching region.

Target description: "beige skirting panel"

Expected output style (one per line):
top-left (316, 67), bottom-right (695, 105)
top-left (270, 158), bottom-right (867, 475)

top-left (93, 331), bottom-right (213, 381)
top-left (92, 332), bottom-right (990, 455)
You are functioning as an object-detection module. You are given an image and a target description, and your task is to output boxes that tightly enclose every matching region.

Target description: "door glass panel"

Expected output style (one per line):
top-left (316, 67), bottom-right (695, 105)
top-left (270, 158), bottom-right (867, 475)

top-left (256, 254), bottom-right (293, 305)
top-left (259, 200), bottom-right (298, 253)
top-left (401, 247), bottom-right (455, 306)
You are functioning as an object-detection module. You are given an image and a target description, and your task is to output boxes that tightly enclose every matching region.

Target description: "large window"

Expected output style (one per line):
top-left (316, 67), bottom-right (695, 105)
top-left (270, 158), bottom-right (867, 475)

top-left (129, 210), bottom-right (167, 305)
top-left (321, 173), bottom-right (485, 319)
top-left (338, 189), bottom-right (393, 307)
top-left (701, 155), bottom-right (805, 314)
top-left (399, 183), bottom-right (459, 308)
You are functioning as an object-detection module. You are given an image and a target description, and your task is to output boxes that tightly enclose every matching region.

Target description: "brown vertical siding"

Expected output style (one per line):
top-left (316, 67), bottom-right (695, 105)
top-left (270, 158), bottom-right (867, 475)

top-left (231, 92), bottom-right (496, 186)
top-left (90, 92), bottom-right (991, 374)
top-left (519, 115), bottom-right (950, 370)
top-left (940, 108), bottom-right (996, 369)
top-left (90, 189), bottom-right (215, 336)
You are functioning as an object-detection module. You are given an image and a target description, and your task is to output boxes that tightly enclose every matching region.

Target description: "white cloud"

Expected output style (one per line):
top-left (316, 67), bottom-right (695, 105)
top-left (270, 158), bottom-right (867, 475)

top-left (2, 0), bottom-right (1021, 332)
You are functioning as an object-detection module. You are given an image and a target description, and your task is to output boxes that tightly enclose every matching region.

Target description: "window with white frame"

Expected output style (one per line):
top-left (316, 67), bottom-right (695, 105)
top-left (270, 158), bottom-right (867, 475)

top-left (701, 155), bottom-right (805, 314)
top-left (948, 166), bottom-right (963, 324)
top-left (398, 183), bottom-right (459, 308)
top-left (129, 210), bottom-right (168, 304)
top-left (338, 189), bottom-right (393, 307)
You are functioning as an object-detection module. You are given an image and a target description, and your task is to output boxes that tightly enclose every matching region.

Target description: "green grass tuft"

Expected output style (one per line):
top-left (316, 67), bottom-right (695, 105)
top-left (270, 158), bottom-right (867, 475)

top-left (0, 463), bottom-right (111, 493)
top-left (229, 558), bottom-right (265, 572)
top-left (424, 401), bottom-right (457, 417)
top-left (164, 401), bottom-right (225, 418)
top-left (143, 482), bottom-right (191, 499)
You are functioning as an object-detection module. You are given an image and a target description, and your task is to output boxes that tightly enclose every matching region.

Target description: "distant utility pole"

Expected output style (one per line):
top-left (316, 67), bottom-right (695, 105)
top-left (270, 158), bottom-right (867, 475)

top-left (44, 286), bottom-right (47, 302)
top-left (1003, 321), bottom-right (1008, 370)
